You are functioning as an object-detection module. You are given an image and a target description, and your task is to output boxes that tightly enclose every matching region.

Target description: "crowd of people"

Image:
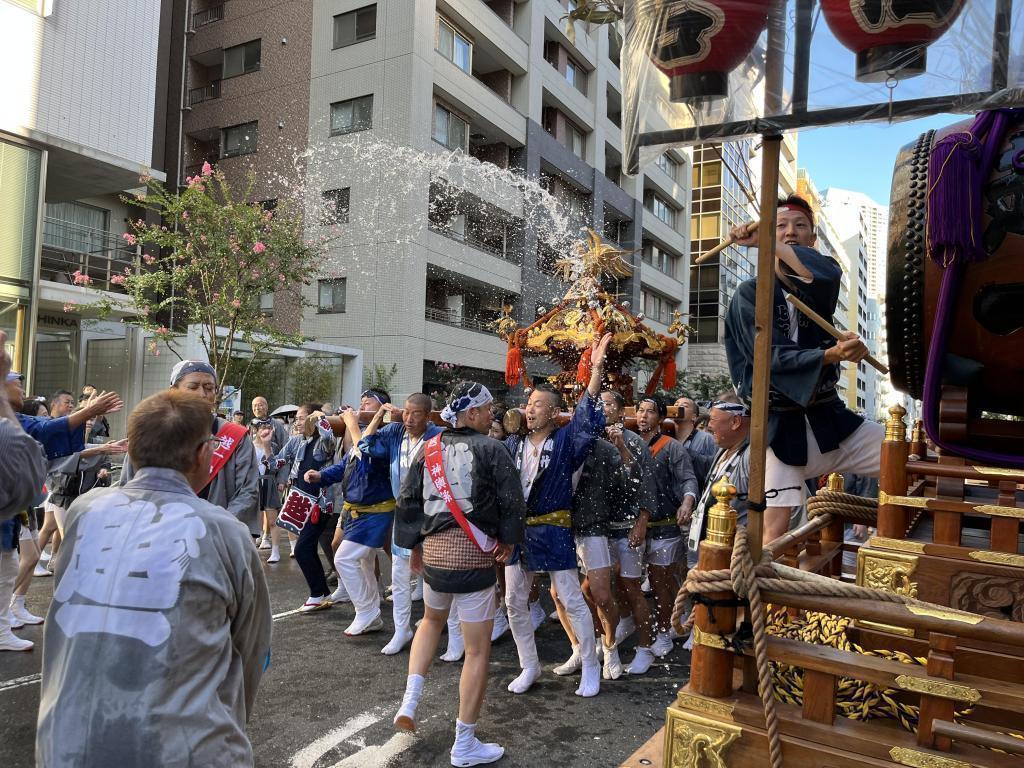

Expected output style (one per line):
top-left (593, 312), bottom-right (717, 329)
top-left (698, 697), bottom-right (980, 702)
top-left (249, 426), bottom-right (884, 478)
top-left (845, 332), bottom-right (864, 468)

top-left (0, 195), bottom-right (880, 767)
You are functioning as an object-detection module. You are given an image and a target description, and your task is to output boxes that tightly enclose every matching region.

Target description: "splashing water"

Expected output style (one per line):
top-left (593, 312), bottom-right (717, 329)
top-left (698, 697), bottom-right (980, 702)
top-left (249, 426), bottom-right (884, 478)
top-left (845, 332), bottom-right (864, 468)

top-left (282, 132), bottom-right (592, 284)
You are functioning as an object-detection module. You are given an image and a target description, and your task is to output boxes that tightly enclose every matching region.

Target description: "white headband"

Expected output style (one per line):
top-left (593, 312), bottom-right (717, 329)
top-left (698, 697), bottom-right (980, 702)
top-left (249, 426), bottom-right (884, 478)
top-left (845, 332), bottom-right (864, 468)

top-left (441, 383), bottom-right (493, 426)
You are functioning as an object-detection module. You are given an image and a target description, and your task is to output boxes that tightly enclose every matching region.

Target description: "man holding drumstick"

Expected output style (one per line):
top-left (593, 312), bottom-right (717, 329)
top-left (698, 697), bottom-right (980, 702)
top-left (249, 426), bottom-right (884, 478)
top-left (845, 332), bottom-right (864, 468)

top-left (723, 195), bottom-right (882, 544)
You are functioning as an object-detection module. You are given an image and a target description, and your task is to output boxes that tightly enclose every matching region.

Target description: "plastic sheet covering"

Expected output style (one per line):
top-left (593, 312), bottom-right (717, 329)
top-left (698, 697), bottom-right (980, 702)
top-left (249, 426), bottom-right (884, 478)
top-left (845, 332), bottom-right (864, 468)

top-left (622, 0), bottom-right (1024, 172)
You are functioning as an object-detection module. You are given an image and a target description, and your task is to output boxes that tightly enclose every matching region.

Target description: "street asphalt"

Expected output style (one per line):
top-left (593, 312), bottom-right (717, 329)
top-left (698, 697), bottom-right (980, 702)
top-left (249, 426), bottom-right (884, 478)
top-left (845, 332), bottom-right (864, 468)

top-left (1, 549), bottom-right (690, 767)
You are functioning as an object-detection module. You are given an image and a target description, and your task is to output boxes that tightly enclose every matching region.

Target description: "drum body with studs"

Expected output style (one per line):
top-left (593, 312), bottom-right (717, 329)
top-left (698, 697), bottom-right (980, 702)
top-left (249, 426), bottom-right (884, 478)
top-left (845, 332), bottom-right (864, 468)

top-left (887, 118), bottom-right (1024, 418)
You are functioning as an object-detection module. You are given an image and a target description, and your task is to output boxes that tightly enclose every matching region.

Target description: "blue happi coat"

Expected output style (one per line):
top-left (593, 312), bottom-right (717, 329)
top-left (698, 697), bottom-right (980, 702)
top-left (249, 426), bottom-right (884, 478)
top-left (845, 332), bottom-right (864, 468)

top-left (504, 390), bottom-right (605, 571)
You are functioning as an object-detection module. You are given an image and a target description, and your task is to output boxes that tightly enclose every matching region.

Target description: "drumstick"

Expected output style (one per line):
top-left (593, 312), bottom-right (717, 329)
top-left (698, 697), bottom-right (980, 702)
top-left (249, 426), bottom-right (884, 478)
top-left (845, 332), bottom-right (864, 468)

top-left (784, 292), bottom-right (889, 375)
top-left (694, 221), bottom-right (760, 264)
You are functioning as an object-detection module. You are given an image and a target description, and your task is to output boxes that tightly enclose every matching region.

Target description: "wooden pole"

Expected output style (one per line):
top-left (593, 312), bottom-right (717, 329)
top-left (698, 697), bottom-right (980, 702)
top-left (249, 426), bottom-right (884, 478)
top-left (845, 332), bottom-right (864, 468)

top-left (746, 0), bottom-right (788, 562)
top-left (746, 135), bottom-right (781, 561)
top-left (878, 404), bottom-right (909, 538)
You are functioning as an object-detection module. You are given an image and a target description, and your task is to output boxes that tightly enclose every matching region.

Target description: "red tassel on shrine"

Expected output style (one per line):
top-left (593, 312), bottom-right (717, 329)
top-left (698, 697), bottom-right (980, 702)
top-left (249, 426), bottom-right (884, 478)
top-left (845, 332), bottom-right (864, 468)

top-left (505, 345), bottom-right (525, 386)
top-left (576, 347), bottom-right (592, 384)
top-left (662, 353), bottom-right (677, 390)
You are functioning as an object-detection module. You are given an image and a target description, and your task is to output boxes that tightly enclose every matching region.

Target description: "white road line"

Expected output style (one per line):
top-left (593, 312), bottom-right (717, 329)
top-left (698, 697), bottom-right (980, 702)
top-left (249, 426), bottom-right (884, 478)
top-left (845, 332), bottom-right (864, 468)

top-left (0, 673), bottom-right (41, 692)
top-left (289, 711), bottom-right (382, 768)
top-left (327, 731), bottom-right (417, 768)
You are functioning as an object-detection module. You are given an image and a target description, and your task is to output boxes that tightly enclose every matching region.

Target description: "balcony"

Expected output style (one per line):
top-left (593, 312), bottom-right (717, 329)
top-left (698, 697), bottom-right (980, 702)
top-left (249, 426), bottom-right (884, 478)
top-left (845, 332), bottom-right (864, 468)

top-left (41, 218), bottom-right (137, 294)
top-left (191, 2), bottom-right (224, 30)
top-left (424, 306), bottom-right (495, 334)
top-left (424, 265), bottom-right (517, 338)
top-left (188, 80), bottom-right (221, 106)
top-left (428, 180), bottom-right (523, 265)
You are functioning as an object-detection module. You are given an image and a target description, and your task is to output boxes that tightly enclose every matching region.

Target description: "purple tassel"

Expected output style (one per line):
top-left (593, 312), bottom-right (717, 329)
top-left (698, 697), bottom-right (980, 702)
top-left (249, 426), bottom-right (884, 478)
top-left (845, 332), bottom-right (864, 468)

top-left (926, 111), bottom-right (995, 267)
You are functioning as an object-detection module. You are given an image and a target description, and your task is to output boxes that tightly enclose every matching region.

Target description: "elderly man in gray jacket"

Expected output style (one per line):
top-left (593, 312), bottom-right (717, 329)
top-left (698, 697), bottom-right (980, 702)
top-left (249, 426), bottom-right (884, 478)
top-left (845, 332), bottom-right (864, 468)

top-left (120, 360), bottom-right (261, 536)
top-left (37, 389), bottom-right (272, 767)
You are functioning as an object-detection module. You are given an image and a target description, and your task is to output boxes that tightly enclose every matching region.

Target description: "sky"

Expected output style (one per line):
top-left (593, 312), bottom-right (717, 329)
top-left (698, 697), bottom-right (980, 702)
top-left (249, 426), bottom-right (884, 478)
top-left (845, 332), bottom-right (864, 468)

top-left (795, 114), bottom-right (958, 205)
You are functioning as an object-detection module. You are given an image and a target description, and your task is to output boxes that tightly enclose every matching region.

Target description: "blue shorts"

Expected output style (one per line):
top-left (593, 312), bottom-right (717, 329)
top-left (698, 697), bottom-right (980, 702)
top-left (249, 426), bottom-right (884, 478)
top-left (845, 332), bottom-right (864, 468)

top-left (344, 512), bottom-right (393, 549)
top-left (516, 524), bottom-right (576, 572)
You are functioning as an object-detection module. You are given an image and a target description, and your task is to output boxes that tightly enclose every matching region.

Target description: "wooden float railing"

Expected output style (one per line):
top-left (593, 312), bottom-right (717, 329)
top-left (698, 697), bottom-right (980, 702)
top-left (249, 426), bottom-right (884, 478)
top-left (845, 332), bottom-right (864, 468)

top-left (673, 468), bottom-right (1024, 767)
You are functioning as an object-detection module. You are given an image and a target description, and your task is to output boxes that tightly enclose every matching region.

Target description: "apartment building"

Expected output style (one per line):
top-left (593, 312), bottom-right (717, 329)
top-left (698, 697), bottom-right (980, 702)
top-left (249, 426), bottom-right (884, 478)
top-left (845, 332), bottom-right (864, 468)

top-left (0, 0), bottom-right (165, 434)
top-left (159, 0), bottom-right (691, 402)
top-left (687, 134), bottom-right (797, 378)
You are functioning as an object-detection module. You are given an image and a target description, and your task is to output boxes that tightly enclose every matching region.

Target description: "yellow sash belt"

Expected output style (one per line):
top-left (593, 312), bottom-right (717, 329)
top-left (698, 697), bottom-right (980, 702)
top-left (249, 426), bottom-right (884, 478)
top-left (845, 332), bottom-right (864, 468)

top-left (344, 499), bottom-right (396, 518)
top-left (525, 509), bottom-right (572, 528)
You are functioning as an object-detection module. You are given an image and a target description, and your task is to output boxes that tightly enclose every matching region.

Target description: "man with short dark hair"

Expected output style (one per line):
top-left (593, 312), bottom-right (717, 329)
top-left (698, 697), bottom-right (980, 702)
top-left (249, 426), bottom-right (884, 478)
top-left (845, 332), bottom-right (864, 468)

top-left (673, 396), bottom-right (717, 484)
top-left (49, 390), bottom-right (75, 419)
top-left (121, 360), bottom-right (260, 536)
top-left (726, 196), bottom-right (881, 544)
top-left (37, 390), bottom-right (272, 767)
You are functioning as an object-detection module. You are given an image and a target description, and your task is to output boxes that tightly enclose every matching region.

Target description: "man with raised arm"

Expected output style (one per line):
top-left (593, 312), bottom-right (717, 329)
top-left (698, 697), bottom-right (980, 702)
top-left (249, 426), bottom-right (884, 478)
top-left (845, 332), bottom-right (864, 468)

top-left (502, 333), bottom-right (611, 698)
top-left (724, 195), bottom-right (881, 545)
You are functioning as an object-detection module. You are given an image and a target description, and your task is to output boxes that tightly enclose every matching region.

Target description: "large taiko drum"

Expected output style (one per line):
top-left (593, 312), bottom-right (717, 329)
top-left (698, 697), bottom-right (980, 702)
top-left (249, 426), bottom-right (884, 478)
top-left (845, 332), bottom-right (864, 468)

top-left (887, 118), bottom-right (1024, 420)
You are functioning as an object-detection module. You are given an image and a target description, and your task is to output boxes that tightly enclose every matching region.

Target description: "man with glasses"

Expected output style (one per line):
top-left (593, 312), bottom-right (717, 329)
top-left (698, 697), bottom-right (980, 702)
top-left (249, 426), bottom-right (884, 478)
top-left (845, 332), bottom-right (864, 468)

top-left (120, 360), bottom-right (260, 537)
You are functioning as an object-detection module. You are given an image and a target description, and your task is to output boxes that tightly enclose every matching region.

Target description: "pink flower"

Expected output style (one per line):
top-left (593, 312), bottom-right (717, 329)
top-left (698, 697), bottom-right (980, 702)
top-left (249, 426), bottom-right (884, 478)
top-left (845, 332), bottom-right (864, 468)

top-left (252, 270), bottom-right (260, 278)
top-left (155, 326), bottom-right (170, 336)
top-left (71, 270), bottom-right (92, 286)
top-left (239, 260), bottom-right (247, 268)
top-left (231, 298), bottom-right (242, 308)
top-left (213, 292), bottom-right (220, 300)
top-left (123, 233), bottom-right (137, 246)
top-left (143, 254), bottom-right (156, 264)
top-left (278, 274), bottom-right (286, 282)
top-left (62, 302), bottom-right (77, 312)
top-left (201, 161), bottom-right (213, 177)
top-left (110, 274), bottom-right (126, 285)
top-left (252, 242), bottom-right (266, 254)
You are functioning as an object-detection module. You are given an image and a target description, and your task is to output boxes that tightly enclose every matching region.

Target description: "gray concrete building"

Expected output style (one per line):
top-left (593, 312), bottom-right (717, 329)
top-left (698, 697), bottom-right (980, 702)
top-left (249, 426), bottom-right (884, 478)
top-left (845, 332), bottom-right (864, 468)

top-left (159, 0), bottom-right (692, 402)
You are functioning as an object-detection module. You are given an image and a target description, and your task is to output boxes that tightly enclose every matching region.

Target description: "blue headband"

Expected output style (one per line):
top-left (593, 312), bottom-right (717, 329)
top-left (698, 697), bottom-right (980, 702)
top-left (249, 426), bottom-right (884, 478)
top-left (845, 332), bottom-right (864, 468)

top-left (170, 360), bottom-right (217, 387)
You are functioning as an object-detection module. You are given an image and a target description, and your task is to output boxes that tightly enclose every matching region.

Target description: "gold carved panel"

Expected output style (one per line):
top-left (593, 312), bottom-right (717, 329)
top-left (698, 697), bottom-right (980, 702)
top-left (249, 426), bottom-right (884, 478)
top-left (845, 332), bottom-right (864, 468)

top-left (663, 708), bottom-right (741, 768)
top-left (856, 548), bottom-right (920, 636)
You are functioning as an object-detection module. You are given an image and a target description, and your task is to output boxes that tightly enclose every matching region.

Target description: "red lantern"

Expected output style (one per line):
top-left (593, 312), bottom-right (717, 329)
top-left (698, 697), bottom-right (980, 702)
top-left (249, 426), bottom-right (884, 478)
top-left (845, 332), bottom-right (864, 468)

top-left (641, 0), bottom-right (771, 101)
top-left (821, 0), bottom-right (966, 83)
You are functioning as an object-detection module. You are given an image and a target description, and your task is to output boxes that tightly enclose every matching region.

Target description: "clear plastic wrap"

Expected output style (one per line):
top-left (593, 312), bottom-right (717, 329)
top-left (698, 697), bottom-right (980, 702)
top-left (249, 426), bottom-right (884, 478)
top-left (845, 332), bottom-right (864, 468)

top-left (622, 0), bottom-right (1024, 171)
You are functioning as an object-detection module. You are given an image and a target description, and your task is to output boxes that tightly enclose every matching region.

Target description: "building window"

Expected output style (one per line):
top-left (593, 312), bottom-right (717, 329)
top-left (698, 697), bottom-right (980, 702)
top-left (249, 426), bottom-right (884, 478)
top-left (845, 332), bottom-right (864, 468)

top-left (646, 192), bottom-right (676, 228)
top-left (565, 57), bottom-right (587, 94)
top-left (321, 188), bottom-right (350, 224)
top-left (221, 122), bottom-right (258, 158)
top-left (330, 95), bottom-right (373, 136)
top-left (258, 292), bottom-right (274, 316)
top-left (433, 103), bottom-right (468, 152)
top-left (437, 16), bottom-right (472, 73)
top-left (223, 39), bottom-right (261, 79)
top-left (333, 4), bottom-right (376, 48)
top-left (655, 153), bottom-right (679, 181)
top-left (318, 278), bottom-right (347, 313)
top-left (641, 289), bottom-right (677, 325)
top-left (568, 121), bottom-right (585, 160)
top-left (642, 241), bottom-right (677, 278)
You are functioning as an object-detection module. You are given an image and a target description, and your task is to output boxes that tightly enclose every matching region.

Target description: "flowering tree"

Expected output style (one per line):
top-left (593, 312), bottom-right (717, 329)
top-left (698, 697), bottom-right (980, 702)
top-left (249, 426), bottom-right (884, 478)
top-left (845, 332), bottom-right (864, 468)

top-left (91, 163), bottom-right (327, 392)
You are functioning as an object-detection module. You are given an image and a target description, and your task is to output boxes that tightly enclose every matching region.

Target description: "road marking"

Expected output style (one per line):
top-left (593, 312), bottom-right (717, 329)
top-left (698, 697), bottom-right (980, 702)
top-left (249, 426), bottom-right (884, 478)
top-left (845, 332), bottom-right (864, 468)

top-left (0, 673), bottom-right (41, 692)
top-left (327, 731), bottom-right (417, 768)
top-left (289, 711), bottom-right (382, 768)
top-left (272, 607), bottom-right (304, 621)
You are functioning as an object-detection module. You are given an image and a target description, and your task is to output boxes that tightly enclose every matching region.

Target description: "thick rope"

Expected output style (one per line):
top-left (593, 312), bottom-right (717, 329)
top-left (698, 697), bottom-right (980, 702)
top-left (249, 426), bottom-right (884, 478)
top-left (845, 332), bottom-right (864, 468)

top-left (806, 489), bottom-right (878, 522)
top-left (730, 526), bottom-right (783, 768)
